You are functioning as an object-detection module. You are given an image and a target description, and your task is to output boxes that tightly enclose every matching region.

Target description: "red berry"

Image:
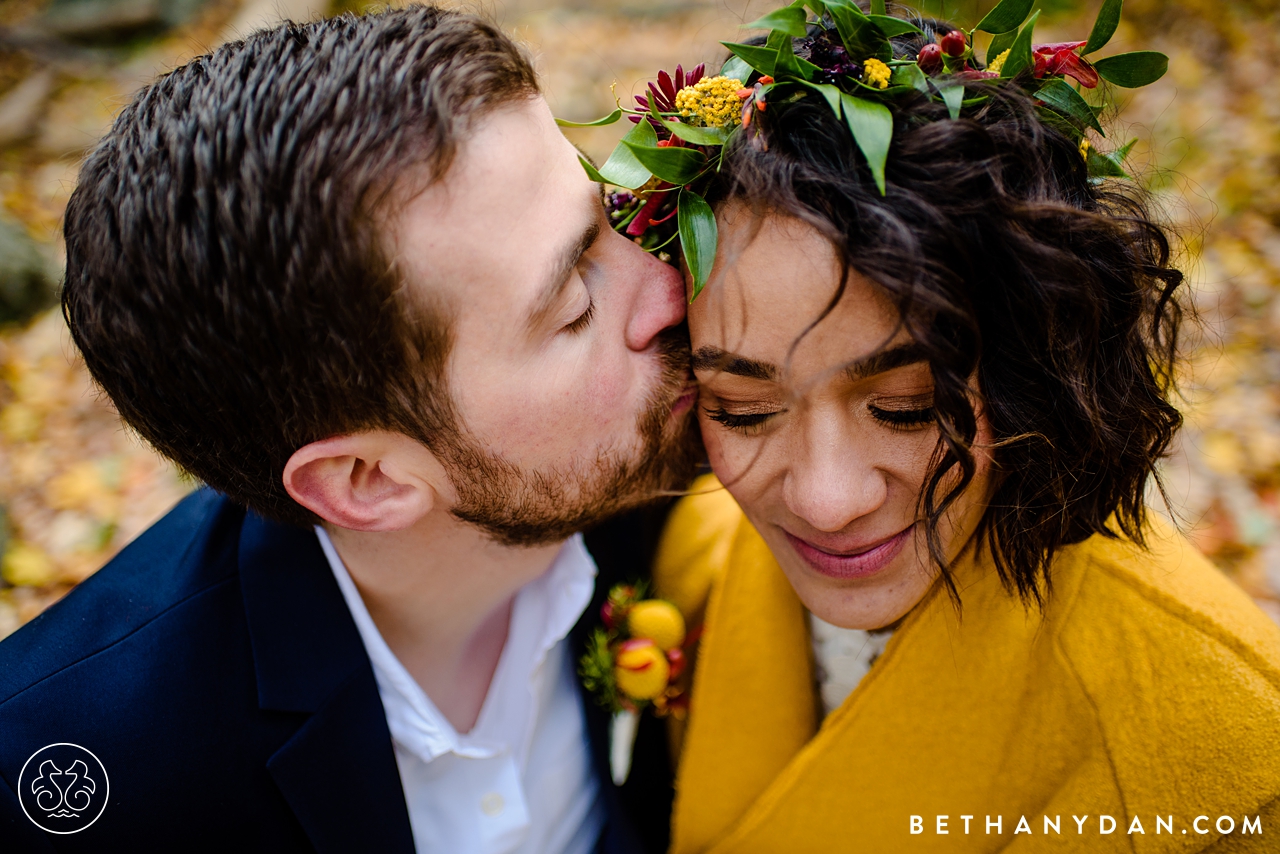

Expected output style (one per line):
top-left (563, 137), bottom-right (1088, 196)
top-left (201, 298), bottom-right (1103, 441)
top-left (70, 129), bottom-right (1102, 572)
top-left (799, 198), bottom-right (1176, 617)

top-left (940, 29), bottom-right (967, 57)
top-left (917, 43), bottom-right (944, 75)
top-left (666, 647), bottom-right (686, 679)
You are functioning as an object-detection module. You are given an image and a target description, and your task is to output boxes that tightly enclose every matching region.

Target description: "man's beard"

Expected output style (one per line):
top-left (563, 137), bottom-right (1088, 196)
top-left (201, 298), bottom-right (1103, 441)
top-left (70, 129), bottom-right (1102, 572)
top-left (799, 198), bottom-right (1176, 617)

top-left (442, 328), bottom-right (704, 547)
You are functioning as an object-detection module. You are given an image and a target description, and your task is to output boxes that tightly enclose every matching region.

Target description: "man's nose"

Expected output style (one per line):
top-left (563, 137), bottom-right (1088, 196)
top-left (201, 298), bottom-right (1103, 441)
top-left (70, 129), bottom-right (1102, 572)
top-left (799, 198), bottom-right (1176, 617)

top-left (623, 247), bottom-right (687, 352)
top-left (783, 415), bottom-right (888, 533)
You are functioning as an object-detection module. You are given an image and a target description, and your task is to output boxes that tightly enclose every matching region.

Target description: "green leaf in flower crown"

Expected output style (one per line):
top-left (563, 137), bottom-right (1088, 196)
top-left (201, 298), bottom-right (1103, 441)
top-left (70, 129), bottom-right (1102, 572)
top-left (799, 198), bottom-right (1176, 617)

top-left (937, 82), bottom-right (964, 119)
top-left (985, 27), bottom-right (1018, 67)
top-left (679, 189), bottom-right (718, 300)
top-left (648, 102), bottom-right (731, 147)
top-left (722, 41), bottom-right (778, 78)
top-left (722, 55), bottom-right (753, 82)
top-left (1083, 0), bottom-right (1123, 56)
top-left (892, 62), bottom-right (931, 94)
top-left (555, 109), bottom-right (623, 128)
top-left (866, 15), bottom-right (923, 38)
top-left (1000, 10), bottom-right (1040, 78)
top-left (744, 2), bottom-right (810, 38)
top-left (974, 0), bottom-right (1035, 34)
top-left (1093, 51), bottom-right (1168, 87)
top-left (800, 80), bottom-right (845, 116)
top-left (1035, 78), bottom-right (1104, 133)
top-left (580, 118), bottom-right (656, 189)
top-left (622, 140), bottom-right (709, 185)
top-left (841, 92), bottom-right (892, 195)
top-left (826, 0), bottom-right (890, 62)
top-left (805, 0), bottom-right (828, 17)
top-left (869, 0), bottom-right (885, 14)
top-left (1086, 138), bottom-right (1136, 179)
top-left (774, 32), bottom-right (823, 80)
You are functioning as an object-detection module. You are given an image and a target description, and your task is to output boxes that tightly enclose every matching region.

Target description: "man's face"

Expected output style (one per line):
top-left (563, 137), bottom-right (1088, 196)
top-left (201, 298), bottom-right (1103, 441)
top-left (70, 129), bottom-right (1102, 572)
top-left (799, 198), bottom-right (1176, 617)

top-left (390, 97), bottom-right (701, 545)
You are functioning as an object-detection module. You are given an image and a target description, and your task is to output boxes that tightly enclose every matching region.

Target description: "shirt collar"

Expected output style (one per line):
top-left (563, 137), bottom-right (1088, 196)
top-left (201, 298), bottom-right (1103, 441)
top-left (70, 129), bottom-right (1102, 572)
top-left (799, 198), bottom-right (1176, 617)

top-left (316, 527), bottom-right (597, 765)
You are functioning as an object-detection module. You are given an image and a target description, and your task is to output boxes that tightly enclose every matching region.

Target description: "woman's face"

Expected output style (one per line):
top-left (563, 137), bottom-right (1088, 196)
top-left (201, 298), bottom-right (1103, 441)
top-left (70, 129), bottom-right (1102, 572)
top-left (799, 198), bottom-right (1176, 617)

top-left (687, 206), bottom-right (993, 630)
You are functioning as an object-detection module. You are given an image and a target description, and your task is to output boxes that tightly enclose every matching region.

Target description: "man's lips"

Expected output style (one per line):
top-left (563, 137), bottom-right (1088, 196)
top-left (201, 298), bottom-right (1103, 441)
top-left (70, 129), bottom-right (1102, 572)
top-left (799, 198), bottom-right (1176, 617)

top-left (784, 524), bottom-right (915, 580)
top-left (671, 384), bottom-right (697, 416)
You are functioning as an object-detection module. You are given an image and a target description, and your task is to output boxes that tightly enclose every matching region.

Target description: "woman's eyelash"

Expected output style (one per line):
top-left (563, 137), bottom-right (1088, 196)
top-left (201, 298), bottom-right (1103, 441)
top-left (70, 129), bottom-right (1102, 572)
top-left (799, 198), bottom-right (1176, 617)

top-left (868, 405), bottom-right (935, 428)
top-left (703, 407), bottom-right (781, 430)
top-left (564, 300), bottom-right (594, 334)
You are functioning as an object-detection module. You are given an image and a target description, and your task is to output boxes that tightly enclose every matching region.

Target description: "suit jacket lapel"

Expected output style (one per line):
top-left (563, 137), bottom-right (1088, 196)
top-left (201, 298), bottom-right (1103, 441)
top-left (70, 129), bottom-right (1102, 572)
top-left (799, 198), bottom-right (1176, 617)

top-left (238, 513), bottom-right (415, 854)
top-left (581, 502), bottom-right (679, 854)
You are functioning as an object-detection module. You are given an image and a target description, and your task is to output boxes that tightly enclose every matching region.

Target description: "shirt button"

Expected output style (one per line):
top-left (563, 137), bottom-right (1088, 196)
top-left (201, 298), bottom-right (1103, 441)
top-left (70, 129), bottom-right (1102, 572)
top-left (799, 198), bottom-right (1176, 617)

top-left (480, 792), bottom-right (505, 816)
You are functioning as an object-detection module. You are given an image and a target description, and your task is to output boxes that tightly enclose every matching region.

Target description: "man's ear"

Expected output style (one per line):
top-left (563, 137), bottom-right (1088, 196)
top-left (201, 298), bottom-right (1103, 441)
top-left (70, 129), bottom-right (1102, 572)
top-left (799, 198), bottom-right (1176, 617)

top-left (283, 431), bottom-right (447, 532)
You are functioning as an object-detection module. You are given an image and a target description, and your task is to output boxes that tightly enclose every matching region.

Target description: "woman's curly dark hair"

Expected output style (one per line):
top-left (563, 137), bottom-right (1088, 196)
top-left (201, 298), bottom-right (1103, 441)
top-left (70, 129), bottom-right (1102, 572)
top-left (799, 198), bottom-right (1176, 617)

top-left (708, 18), bottom-right (1185, 608)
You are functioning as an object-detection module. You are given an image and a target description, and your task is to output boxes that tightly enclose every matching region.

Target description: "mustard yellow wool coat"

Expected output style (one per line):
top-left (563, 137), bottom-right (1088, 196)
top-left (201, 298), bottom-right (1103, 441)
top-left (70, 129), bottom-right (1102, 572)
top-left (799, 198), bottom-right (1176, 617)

top-left (653, 478), bottom-right (1280, 853)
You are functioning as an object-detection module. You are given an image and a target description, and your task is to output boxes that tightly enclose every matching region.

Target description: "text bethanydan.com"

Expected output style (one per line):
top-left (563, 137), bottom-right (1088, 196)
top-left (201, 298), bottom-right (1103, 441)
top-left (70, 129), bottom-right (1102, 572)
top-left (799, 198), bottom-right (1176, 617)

top-left (910, 814), bottom-right (1263, 837)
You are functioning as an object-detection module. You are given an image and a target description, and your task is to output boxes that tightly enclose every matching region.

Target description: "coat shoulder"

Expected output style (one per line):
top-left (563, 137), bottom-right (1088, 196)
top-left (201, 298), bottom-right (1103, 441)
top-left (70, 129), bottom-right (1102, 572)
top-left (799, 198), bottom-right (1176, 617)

top-left (653, 475), bottom-right (745, 622)
top-left (0, 488), bottom-right (245, 705)
top-left (1055, 515), bottom-right (1280, 683)
top-left (1049, 518), bottom-right (1280, 818)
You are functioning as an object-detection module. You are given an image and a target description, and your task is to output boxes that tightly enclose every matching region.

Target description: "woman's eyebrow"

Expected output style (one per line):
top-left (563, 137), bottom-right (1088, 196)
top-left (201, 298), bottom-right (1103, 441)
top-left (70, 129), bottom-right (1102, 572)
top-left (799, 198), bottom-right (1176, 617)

top-left (692, 346), bottom-right (777, 380)
top-left (845, 342), bottom-right (927, 380)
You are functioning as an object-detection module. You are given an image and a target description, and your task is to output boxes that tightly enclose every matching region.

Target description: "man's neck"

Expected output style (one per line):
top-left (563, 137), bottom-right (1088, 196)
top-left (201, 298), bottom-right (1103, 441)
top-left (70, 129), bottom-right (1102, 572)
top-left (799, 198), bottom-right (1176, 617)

top-left (325, 512), bottom-right (564, 734)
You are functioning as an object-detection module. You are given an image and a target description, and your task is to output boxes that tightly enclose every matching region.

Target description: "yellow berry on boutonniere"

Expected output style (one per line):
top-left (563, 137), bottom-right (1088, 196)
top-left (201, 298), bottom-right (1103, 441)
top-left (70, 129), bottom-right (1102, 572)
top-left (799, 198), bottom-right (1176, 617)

top-left (615, 638), bottom-right (671, 701)
top-left (626, 599), bottom-right (685, 651)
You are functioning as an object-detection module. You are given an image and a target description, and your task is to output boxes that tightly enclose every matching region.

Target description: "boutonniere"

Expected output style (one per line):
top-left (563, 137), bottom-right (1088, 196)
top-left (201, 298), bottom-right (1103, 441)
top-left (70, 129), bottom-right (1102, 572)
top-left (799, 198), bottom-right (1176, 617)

top-left (580, 582), bottom-right (692, 785)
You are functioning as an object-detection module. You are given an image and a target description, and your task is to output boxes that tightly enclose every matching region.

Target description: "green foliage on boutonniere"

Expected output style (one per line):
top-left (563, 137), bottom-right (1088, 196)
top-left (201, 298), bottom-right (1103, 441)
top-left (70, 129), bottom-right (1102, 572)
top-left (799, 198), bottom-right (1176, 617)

top-left (580, 627), bottom-right (621, 712)
top-left (556, 0), bottom-right (1168, 301)
top-left (577, 582), bottom-right (690, 717)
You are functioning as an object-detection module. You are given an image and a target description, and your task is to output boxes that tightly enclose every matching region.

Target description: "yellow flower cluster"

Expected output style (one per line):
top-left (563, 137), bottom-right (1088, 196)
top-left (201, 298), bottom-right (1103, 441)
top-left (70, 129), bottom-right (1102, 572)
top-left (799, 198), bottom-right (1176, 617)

top-left (863, 58), bottom-right (891, 89)
top-left (987, 49), bottom-right (1011, 76)
top-left (675, 76), bottom-right (745, 127)
top-left (1079, 138), bottom-right (1092, 161)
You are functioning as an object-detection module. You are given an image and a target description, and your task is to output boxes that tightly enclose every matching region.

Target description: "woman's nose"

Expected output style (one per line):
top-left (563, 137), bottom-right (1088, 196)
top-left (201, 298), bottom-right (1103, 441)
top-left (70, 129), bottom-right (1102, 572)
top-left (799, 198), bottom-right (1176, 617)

top-left (782, 416), bottom-right (888, 533)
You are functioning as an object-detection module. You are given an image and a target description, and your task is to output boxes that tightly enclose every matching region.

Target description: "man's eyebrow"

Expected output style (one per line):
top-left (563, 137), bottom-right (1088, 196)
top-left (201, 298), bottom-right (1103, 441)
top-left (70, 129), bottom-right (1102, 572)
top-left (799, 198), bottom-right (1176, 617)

top-left (526, 209), bottom-right (601, 333)
top-left (844, 342), bottom-right (928, 380)
top-left (692, 346), bottom-right (778, 380)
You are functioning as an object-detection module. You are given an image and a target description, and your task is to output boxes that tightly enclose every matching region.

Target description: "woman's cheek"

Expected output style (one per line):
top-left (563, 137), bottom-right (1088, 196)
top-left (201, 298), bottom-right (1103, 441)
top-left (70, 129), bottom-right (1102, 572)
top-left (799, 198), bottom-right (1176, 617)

top-left (699, 417), bottom-right (775, 502)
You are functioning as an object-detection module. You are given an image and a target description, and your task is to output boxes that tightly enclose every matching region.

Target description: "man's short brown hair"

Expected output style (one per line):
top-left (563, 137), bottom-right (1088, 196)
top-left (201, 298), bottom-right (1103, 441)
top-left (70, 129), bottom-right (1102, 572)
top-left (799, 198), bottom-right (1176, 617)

top-left (62, 6), bottom-right (539, 525)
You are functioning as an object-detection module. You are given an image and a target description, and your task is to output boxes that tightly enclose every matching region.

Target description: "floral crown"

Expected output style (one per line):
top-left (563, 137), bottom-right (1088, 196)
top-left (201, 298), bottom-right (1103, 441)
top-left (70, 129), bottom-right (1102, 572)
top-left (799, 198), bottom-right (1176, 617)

top-left (556, 0), bottom-right (1167, 300)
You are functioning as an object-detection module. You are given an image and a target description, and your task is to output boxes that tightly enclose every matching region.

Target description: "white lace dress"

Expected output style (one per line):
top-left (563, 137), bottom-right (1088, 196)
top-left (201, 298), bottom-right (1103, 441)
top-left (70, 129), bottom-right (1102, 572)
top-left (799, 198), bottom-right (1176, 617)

top-left (808, 613), bottom-right (894, 717)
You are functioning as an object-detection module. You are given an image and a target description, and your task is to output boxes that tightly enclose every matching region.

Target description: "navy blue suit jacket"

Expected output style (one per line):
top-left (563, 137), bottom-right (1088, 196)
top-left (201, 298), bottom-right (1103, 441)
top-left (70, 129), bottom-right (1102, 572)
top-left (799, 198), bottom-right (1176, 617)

top-left (0, 489), bottom-right (673, 852)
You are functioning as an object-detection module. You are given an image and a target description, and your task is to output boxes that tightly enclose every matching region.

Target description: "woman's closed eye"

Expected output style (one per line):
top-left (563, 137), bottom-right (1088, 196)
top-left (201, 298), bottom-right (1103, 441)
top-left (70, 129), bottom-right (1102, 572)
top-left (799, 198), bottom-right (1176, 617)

top-left (703, 406), bottom-right (784, 433)
top-left (867, 397), bottom-right (935, 430)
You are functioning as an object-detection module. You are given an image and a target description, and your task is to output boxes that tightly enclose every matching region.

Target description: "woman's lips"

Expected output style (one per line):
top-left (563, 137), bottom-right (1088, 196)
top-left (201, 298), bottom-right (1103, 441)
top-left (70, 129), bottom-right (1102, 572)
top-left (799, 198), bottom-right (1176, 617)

top-left (784, 524), bottom-right (915, 580)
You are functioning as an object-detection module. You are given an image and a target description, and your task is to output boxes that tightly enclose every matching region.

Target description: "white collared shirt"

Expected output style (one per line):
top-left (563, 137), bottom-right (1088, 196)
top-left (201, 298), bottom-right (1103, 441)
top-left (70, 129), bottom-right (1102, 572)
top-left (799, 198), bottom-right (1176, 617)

top-left (317, 528), bottom-right (605, 854)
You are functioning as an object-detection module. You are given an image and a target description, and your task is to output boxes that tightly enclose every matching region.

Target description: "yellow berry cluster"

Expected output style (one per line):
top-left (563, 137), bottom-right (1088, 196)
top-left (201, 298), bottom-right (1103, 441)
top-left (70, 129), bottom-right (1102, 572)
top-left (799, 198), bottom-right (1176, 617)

top-left (863, 58), bottom-right (892, 89)
top-left (675, 76), bottom-right (745, 127)
top-left (986, 49), bottom-right (1012, 76)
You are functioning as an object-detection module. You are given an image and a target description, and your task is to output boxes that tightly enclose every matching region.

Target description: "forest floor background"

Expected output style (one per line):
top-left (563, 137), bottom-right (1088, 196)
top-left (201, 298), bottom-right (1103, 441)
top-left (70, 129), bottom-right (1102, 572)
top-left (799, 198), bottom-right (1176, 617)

top-left (1, 0), bottom-right (1278, 636)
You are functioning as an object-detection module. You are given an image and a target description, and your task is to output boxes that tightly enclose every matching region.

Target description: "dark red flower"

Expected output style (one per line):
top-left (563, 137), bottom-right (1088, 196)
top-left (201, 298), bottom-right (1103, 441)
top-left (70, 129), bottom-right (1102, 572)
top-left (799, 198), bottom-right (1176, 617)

top-left (800, 28), bottom-right (861, 82)
top-left (1032, 41), bottom-right (1098, 88)
top-left (625, 183), bottom-right (675, 237)
top-left (630, 63), bottom-right (707, 129)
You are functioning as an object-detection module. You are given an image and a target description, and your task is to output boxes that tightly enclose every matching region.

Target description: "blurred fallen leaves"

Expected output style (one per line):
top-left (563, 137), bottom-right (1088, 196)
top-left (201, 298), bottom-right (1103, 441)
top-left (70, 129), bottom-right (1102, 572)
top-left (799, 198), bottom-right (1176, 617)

top-left (0, 0), bottom-right (1278, 640)
top-left (0, 311), bottom-right (191, 631)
